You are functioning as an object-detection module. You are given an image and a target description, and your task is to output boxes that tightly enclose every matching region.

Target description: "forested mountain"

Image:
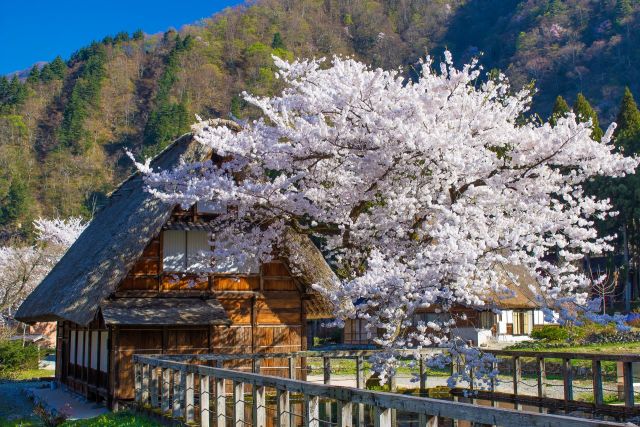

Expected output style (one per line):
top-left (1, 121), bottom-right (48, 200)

top-left (2, 0), bottom-right (640, 244)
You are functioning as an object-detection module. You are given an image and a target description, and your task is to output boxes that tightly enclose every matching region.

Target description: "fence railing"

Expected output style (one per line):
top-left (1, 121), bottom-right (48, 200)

top-left (133, 352), bottom-right (628, 427)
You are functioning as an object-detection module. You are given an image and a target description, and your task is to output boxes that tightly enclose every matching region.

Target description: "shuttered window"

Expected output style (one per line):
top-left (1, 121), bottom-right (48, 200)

top-left (162, 230), bottom-right (211, 272)
top-left (70, 331), bottom-right (76, 364)
top-left (99, 331), bottom-right (108, 372)
top-left (90, 331), bottom-right (98, 370)
top-left (77, 331), bottom-right (84, 367)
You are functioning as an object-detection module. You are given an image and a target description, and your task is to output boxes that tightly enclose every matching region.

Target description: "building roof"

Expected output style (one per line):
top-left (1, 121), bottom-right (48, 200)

top-left (101, 298), bottom-right (230, 326)
top-left (15, 119), bottom-right (339, 326)
top-left (485, 264), bottom-right (542, 310)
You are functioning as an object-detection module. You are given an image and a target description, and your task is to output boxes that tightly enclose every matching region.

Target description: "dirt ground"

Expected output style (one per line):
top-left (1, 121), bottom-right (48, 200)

top-left (0, 380), bottom-right (50, 425)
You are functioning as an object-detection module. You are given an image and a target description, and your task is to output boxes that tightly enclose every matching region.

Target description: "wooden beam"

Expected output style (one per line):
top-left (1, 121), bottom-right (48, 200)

top-left (173, 369), bottom-right (183, 418)
top-left (419, 357), bottom-right (427, 395)
top-left (215, 378), bottom-right (226, 427)
top-left (161, 368), bottom-right (170, 413)
top-left (592, 360), bottom-right (603, 406)
top-left (252, 385), bottom-right (266, 427)
top-left (623, 361), bottom-right (634, 408)
top-left (562, 358), bottom-right (573, 402)
top-left (141, 364), bottom-right (150, 405)
top-left (200, 375), bottom-right (210, 427)
top-left (337, 401), bottom-right (353, 427)
top-left (356, 356), bottom-right (365, 427)
top-left (186, 372), bottom-right (195, 423)
top-left (537, 357), bottom-right (546, 399)
top-left (233, 381), bottom-right (244, 427)
top-left (512, 356), bottom-right (521, 396)
top-left (373, 407), bottom-right (391, 427)
top-left (323, 357), bottom-right (331, 385)
top-left (134, 363), bottom-right (142, 404)
top-left (304, 395), bottom-right (319, 427)
top-left (288, 356), bottom-right (295, 380)
top-left (276, 389), bottom-right (290, 427)
top-left (150, 367), bottom-right (159, 408)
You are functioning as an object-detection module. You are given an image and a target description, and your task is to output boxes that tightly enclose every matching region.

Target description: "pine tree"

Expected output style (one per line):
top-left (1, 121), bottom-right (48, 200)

top-left (573, 93), bottom-right (603, 141)
top-left (549, 95), bottom-right (570, 127)
top-left (271, 32), bottom-right (285, 49)
top-left (48, 56), bottom-right (67, 80)
top-left (132, 29), bottom-right (144, 41)
top-left (614, 87), bottom-right (640, 153)
top-left (1, 177), bottom-right (31, 224)
top-left (26, 65), bottom-right (40, 84)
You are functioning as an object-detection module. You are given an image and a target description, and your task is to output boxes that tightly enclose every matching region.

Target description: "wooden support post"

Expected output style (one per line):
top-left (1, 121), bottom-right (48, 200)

top-left (419, 357), bottom-right (427, 396)
top-left (490, 361), bottom-right (497, 394)
top-left (288, 356), bottom-right (295, 380)
top-left (253, 385), bottom-right (266, 427)
top-left (373, 407), bottom-right (391, 427)
top-left (276, 389), bottom-right (290, 427)
top-left (512, 356), bottom-right (521, 396)
top-left (304, 395), bottom-right (319, 427)
top-left (337, 401), bottom-right (353, 427)
top-left (537, 357), bottom-right (546, 399)
top-left (141, 364), bottom-right (150, 405)
top-left (562, 358), bottom-right (573, 402)
top-left (201, 375), bottom-right (210, 427)
top-left (356, 356), bottom-right (365, 427)
top-left (623, 361), bottom-right (635, 408)
top-left (185, 372), bottom-right (195, 423)
top-left (173, 370), bottom-right (184, 418)
top-left (418, 414), bottom-right (438, 427)
top-left (215, 378), bottom-right (226, 427)
top-left (253, 358), bottom-right (261, 374)
top-left (389, 372), bottom-right (397, 392)
top-left (134, 363), bottom-right (142, 404)
top-left (161, 368), bottom-right (171, 413)
top-left (592, 360), bottom-right (603, 406)
top-left (323, 357), bottom-right (331, 385)
top-left (233, 381), bottom-right (245, 427)
top-left (150, 366), bottom-right (159, 408)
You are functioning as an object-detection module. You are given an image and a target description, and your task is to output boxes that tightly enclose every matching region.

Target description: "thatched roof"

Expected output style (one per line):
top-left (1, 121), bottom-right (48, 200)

top-left (16, 119), bottom-right (339, 325)
top-left (484, 264), bottom-right (541, 310)
top-left (101, 298), bottom-right (229, 326)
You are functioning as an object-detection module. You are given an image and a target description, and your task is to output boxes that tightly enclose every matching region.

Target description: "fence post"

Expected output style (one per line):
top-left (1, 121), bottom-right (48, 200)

top-left (419, 356), bottom-right (427, 396)
top-left (253, 385), bottom-right (266, 427)
top-left (592, 360), bottom-right (603, 406)
top-left (134, 362), bottom-right (142, 404)
top-left (253, 358), bottom-right (262, 374)
top-left (512, 356), bottom-right (521, 396)
top-left (623, 361), bottom-right (634, 408)
top-left (201, 375), bottom-right (210, 427)
top-left (277, 389), bottom-right (290, 427)
top-left (356, 356), bottom-right (365, 427)
top-left (233, 381), bottom-right (245, 427)
top-left (215, 377), bottom-right (226, 427)
top-left (173, 369), bottom-right (183, 418)
top-left (337, 401), bottom-right (353, 427)
top-left (186, 372), bottom-right (195, 423)
top-left (537, 357), bottom-right (546, 399)
top-left (142, 364), bottom-right (150, 406)
top-left (373, 407), bottom-right (391, 427)
top-left (418, 414), bottom-right (438, 427)
top-left (323, 357), bottom-right (331, 385)
top-left (288, 356), bottom-right (295, 380)
top-left (562, 358), bottom-right (573, 402)
top-left (304, 395), bottom-right (319, 427)
top-left (162, 368), bottom-right (171, 413)
top-left (150, 366), bottom-right (159, 408)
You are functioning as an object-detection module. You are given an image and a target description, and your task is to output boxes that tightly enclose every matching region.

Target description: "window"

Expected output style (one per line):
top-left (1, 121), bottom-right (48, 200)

top-left (163, 230), bottom-right (211, 272)
top-left (512, 310), bottom-right (532, 335)
top-left (77, 331), bottom-right (85, 367)
top-left (70, 331), bottom-right (76, 364)
top-left (90, 331), bottom-right (98, 370)
top-left (99, 331), bottom-right (108, 372)
top-left (479, 311), bottom-right (495, 330)
top-left (344, 319), bottom-right (370, 345)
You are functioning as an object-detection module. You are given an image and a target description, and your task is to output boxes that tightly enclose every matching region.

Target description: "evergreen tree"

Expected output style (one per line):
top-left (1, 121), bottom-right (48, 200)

top-left (614, 87), bottom-right (640, 153)
top-left (549, 95), bottom-right (570, 127)
top-left (1, 178), bottom-right (31, 224)
top-left (573, 93), bottom-right (603, 141)
top-left (49, 56), bottom-right (67, 79)
top-left (271, 32), bottom-right (285, 50)
top-left (114, 31), bottom-right (130, 43)
top-left (132, 29), bottom-right (144, 41)
top-left (26, 65), bottom-right (40, 84)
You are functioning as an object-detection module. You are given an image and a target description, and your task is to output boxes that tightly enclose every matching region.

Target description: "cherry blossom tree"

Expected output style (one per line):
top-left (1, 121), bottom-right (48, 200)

top-left (0, 217), bottom-right (87, 323)
top-left (133, 53), bottom-right (638, 381)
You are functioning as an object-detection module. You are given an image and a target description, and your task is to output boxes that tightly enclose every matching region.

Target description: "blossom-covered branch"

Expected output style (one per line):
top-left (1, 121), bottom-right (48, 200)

top-left (135, 53), bottom-right (637, 379)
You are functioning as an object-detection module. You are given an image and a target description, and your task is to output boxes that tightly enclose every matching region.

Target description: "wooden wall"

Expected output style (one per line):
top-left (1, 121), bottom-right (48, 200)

top-left (110, 230), bottom-right (307, 400)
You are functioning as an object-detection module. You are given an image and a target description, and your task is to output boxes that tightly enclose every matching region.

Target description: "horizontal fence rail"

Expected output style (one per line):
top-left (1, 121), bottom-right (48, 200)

top-left (133, 352), bottom-right (629, 427)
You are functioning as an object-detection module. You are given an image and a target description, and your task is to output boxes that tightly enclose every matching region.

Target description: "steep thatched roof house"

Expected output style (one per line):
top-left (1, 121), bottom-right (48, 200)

top-left (15, 120), bottom-right (336, 407)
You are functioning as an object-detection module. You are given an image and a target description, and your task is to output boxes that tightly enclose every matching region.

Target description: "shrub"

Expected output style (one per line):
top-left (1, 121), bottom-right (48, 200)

top-left (0, 340), bottom-right (40, 378)
top-left (530, 325), bottom-right (569, 341)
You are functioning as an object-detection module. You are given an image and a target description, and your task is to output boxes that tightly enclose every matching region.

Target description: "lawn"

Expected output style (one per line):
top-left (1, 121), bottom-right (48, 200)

top-left (0, 412), bottom-right (162, 427)
top-left (305, 356), bottom-right (450, 377)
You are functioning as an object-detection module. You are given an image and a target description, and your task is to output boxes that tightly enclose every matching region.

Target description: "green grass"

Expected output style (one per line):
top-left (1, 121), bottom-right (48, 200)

top-left (305, 357), bottom-right (450, 377)
top-left (5, 369), bottom-right (55, 381)
top-left (506, 341), bottom-right (640, 354)
top-left (60, 412), bottom-right (162, 427)
top-left (0, 418), bottom-right (43, 426)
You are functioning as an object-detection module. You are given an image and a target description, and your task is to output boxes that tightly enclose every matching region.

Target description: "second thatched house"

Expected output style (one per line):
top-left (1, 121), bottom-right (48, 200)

top-left (15, 120), bottom-right (336, 408)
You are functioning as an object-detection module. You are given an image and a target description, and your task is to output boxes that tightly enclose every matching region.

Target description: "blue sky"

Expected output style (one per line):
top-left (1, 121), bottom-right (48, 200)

top-left (0, 0), bottom-right (243, 75)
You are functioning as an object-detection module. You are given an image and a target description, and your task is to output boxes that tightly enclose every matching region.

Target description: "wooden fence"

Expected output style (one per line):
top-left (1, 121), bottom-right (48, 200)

top-left (133, 351), bottom-right (629, 427)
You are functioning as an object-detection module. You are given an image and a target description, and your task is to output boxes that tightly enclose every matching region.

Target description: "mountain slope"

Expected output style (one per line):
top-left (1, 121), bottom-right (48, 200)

top-left (1, 0), bottom-right (640, 241)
